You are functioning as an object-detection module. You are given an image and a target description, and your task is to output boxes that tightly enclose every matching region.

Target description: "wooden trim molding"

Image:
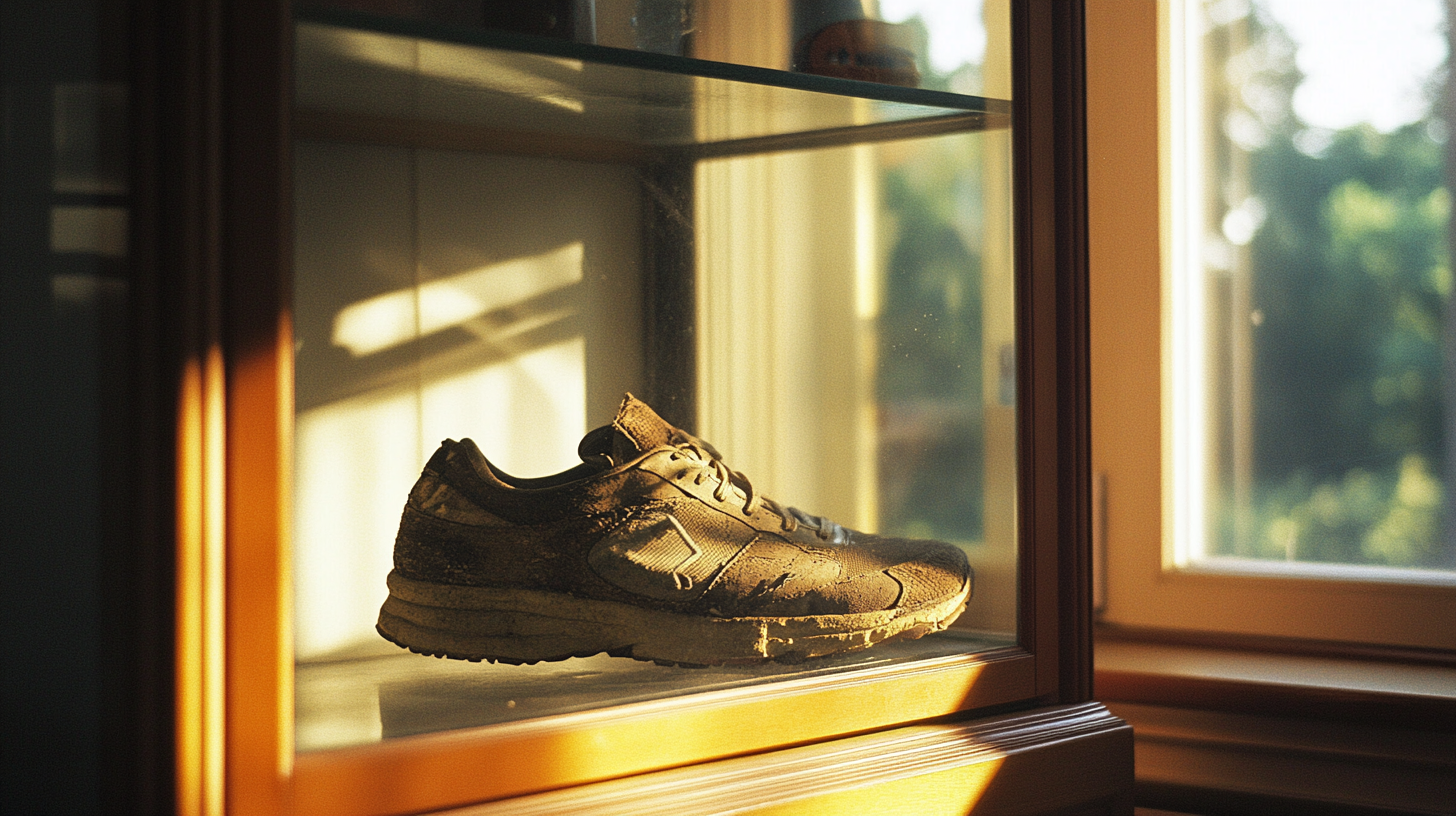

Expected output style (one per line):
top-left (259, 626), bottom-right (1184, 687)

top-left (1096, 637), bottom-right (1456, 815)
top-left (1097, 623), bottom-right (1456, 668)
top-left (435, 703), bottom-right (1133, 816)
top-left (1013, 0), bottom-right (1093, 705)
top-left (1107, 702), bottom-right (1455, 816)
top-left (1048, 0), bottom-right (1092, 705)
top-left (142, 0), bottom-right (231, 813)
top-left (222, 0), bottom-right (295, 807)
top-left (1096, 636), bottom-right (1456, 730)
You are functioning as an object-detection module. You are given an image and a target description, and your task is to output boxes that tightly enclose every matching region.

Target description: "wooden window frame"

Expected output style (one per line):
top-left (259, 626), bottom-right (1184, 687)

top-left (1086, 2), bottom-right (1456, 812)
top-left (1087, 0), bottom-right (1456, 655)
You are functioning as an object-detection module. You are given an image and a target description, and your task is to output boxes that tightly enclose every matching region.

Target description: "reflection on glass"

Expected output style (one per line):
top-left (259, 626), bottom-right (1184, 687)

top-left (696, 131), bottom-right (1015, 638)
top-left (52, 82), bottom-right (129, 196)
top-left (1179, 0), bottom-right (1456, 575)
top-left (292, 4), bottom-right (1015, 751)
top-left (299, 0), bottom-right (1011, 94)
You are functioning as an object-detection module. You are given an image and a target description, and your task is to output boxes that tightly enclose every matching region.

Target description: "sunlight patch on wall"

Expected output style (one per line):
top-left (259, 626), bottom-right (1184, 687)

top-left (331, 242), bottom-right (584, 357)
top-left (293, 336), bottom-right (587, 660)
top-left (421, 336), bottom-right (587, 479)
top-left (294, 389), bottom-right (420, 659)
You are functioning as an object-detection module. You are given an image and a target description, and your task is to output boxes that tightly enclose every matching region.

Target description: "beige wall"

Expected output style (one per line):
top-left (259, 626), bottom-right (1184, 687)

top-left (292, 141), bottom-right (644, 659)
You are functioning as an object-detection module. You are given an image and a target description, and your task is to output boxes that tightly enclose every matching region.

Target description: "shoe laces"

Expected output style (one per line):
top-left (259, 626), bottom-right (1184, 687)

top-left (665, 431), bottom-right (841, 541)
top-left (668, 440), bottom-right (787, 524)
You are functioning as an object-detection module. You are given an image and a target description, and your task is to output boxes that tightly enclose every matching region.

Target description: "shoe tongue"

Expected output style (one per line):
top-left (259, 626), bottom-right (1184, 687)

top-left (611, 393), bottom-right (677, 457)
top-left (576, 394), bottom-right (678, 467)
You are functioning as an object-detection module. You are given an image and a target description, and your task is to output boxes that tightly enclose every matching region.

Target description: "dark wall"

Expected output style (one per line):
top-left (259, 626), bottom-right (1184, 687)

top-left (1, 1), bottom-right (133, 814)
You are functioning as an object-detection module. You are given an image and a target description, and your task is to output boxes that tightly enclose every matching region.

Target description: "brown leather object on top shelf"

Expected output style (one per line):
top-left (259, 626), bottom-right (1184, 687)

top-left (793, 19), bottom-right (921, 88)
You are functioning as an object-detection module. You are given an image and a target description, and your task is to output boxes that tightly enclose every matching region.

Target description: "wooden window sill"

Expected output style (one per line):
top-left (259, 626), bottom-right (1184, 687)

top-left (1094, 633), bottom-right (1456, 815)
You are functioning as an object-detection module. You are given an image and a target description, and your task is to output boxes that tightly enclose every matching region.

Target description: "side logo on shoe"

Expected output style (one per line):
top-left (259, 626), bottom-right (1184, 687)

top-left (660, 515), bottom-right (703, 589)
top-left (588, 507), bottom-right (751, 601)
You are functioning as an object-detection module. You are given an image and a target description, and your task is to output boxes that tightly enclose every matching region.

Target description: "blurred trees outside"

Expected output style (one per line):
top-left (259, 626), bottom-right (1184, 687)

top-left (872, 1), bottom-right (1456, 570)
top-left (869, 10), bottom-right (996, 546)
top-left (1206, 2), bottom-right (1454, 568)
top-left (876, 135), bottom-right (988, 544)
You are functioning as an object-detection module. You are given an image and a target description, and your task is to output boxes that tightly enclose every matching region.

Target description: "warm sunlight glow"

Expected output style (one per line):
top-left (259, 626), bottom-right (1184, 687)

top-left (1165, 0), bottom-right (1209, 567)
top-left (880, 0), bottom-right (989, 74)
top-left (295, 338), bottom-right (586, 659)
top-left (175, 346), bottom-right (225, 816)
top-left (316, 26), bottom-right (589, 115)
top-left (332, 242), bottom-right (584, 357)
top-left (421, 40), bottom-right (587, 113)
top-left (329, 27), bottom-right (417, 72)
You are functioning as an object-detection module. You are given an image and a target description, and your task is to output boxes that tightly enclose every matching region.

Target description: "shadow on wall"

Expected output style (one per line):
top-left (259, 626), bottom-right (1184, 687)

top-left (292, 142), bottom-right (643, 661)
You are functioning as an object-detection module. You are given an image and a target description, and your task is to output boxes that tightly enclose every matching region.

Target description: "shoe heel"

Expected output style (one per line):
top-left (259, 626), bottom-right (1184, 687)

top-left (377, 573), bottom-right (621, 664)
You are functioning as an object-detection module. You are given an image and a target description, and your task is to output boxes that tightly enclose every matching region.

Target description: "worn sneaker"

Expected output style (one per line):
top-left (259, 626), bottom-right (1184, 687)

top-left (377, 394), bottom-right (973, 666)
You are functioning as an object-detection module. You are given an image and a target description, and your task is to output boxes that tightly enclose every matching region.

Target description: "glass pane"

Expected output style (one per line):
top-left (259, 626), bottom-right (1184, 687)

top-left (1178, 0), bottom-right (1456, 577)
top-left (293, 2), bottom-right (1015, 752)
top-left (694, 128), bottom-right (1017, 638)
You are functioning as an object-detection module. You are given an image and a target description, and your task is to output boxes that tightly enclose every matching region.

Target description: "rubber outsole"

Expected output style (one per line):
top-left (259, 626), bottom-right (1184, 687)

top-left (376, 569), bottom-right (971, 667)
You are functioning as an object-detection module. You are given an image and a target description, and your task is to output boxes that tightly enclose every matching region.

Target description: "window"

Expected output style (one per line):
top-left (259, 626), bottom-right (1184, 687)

top-left (1090, 0), bottom-right (1456, 650)
top-left (1172, 0), bottom-right (1456, 578)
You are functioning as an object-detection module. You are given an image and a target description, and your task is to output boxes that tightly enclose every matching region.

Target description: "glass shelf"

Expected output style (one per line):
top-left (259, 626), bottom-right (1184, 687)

top-left (295, 11), bottom-right (1010, 158)
top-left (298, 630), bottom-right (1015, 752)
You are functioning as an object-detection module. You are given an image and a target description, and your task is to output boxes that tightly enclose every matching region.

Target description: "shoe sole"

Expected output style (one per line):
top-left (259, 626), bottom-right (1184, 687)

top-left (376, 569), bottom-right (971, 667)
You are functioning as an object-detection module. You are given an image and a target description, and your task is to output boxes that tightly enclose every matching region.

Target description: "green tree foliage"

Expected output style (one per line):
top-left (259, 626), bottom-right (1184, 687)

top-left (876, 135), bottom-right (988, 544)
top-left (1213, 5), bottom-right (1452, 568)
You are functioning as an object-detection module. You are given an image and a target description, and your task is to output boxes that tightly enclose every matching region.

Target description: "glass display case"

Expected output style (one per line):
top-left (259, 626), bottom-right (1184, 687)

top-left (292, 1), bottom-right (1019, 754)
top-left (176, 2), bottom-right (1121, 814)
